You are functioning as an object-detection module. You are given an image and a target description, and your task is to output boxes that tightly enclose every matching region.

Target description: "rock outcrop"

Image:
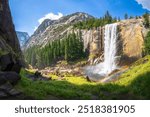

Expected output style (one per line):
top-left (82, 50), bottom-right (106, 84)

top-left (79, 19), bottom-right (146, 65)
top-left (118, 19), bottom-right (145, 65)
top-left (23, 11), bottom-right (146, 66)
top-left (23, 12), bottom-right (94, 50)
top-left (16, 31), bottom-right (29, 47)
top-left (78, 27), bottom-right (104, 64)
top-left (0, 0), bottom-right (22, 73)
top-left (80, 27), bottom-right (104, 54)
top-left (0, 0), bottom-right (22, 99)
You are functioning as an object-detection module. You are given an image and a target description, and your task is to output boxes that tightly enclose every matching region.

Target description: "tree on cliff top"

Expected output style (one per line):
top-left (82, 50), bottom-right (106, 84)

top-left (104, 11), bottom-right (113, 23)
top-left (143, 12), bottom-right (150, 28)
top-left (124, 13), bottom-right (128, 19)
top-left (144, 31), bottom-right (150, 55)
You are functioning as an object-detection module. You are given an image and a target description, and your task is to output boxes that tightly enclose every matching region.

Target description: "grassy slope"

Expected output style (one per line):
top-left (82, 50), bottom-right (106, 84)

top-left (16, 56), bottom-right (150, 100)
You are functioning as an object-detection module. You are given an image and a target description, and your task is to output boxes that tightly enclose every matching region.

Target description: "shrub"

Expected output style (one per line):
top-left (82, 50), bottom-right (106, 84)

top-left (143, 12), bottom-right (150, 28)
top-left (144, 31), bottom-right (150, 55)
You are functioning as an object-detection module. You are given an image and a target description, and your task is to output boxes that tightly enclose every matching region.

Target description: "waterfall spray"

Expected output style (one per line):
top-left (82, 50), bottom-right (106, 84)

top-left (85, 23), bottom-right (118, 80)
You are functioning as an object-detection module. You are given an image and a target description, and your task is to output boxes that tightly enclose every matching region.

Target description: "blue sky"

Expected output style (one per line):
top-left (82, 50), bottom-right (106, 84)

top-left (9, 0), bottom-right (150, 35)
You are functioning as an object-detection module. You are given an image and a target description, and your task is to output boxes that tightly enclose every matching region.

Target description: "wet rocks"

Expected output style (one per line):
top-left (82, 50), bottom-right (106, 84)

top-left (88, 53), bottom-right (104, 65)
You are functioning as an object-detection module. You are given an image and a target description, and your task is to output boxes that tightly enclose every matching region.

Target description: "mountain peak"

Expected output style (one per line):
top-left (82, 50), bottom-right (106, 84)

top-left (24, 12), bottom-right (94, 50)
top-left (32, 12), bottom-right (94, 36)
top-left (57, 12), bottom-right (94, 24)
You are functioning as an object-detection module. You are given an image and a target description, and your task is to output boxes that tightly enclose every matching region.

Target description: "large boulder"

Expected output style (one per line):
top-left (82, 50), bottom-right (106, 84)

top-left (0, 72), bottom-right (21, 85)
top-left (0, 82), bottom-right (22, 99)
top-left (0, 75), bottom-right (7, 86)
top-left (0, 72), bottom-right (21, 99)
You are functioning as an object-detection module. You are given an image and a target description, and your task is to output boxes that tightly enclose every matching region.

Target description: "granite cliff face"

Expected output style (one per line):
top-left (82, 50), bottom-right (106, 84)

top-left (75, 27), bottom-right (104, 64)
top-left (0, 0), bottom-right (22, 98)
top-left (24, 11), bottom-right (147, 66)
top-left (24, 12), bottom-right (94, 49)
top-left (118, 19), bottom-right (145, 65)
top-left (0, 0), bottom-right (21, 54)
top-left (0, 0), bottom-right (22, 72)
top-left (16, 31), bottom-right (29, 47)
top-left (78, 19), bottom-right (146, 65)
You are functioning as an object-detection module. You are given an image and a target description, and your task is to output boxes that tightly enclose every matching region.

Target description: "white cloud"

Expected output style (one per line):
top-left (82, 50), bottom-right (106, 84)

top-left (38, 12), bottom-right (63, 24)
top-left (135, 0), bottom-right (150, 10)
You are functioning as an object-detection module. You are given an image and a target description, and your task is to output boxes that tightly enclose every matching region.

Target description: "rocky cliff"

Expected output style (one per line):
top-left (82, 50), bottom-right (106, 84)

top-left (118, 19), bottom-right (145, 65)
top-left (75, 27), bottom-right (104, 64)
top-left (77, 19), bottom-right (146, 65)
top-left (24, 12), bottom-right (94, 49)
top-left (24, 11), bottom-right (147, 66)
top-left (0, 0), bottom-right (22, 72)
top-left (16, 31), bottom-right (29, 47)
top-left (0, 0), bottom-right (22, 99)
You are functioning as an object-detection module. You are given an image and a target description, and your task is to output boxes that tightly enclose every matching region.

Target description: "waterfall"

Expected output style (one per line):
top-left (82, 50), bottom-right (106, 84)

top-left (103, 23), bottom-right (118, 74)
top-left (85, 23), bottom-right (118, 80)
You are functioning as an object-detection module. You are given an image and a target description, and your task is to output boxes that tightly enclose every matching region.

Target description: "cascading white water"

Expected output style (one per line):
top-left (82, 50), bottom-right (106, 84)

top-left (103, 23), bottom-right (118, 74)
top-left (85, 23), bottom-right (118, 80)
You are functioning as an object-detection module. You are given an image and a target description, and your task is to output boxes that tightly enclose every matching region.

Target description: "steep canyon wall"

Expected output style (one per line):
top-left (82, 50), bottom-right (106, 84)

top-left (0, 0), bottom-right (22, 73)
top-left (80, 19), bottom-right (145, 66)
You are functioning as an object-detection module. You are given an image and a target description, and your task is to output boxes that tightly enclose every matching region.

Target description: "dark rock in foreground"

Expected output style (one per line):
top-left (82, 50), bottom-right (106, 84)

top-left (0, 72), bottom-right (21, 85)
top-left (0, 0), bottom-right (23, 99)
top-left (0, 72), bottom-right (21, 99)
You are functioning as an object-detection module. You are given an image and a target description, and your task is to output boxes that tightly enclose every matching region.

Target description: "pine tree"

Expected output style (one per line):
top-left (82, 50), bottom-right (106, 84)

top-left (124, 13), bottom-right (128, 19)
top-left (129, 16), bottom-right (133, 19)
top-left (143, 12), bottom-right (150, 28)
top-left (24, 32), bottom-right (86, 67)
top-left (65, 38), bottom-right (69, 61)
top-left (144, 31), bottom-right (150, 55)
top-left (104, 11), bottom-right (112, 23)
top-left (31, 50), bottom-right (36, 66)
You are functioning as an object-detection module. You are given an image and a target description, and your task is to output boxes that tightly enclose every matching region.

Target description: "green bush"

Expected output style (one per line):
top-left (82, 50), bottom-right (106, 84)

top-left (143, 12), bottom-right (150, 28)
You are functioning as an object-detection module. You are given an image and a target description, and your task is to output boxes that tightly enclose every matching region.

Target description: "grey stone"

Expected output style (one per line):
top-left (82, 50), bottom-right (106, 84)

top-left (0, 72), bottom-right (21, 86)
top-left (0, 91), bottom-right (7, 98)
top-left (8, 89), bottom-right (22, 96)
top-left (0, 82), bottom-right (13, 92)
